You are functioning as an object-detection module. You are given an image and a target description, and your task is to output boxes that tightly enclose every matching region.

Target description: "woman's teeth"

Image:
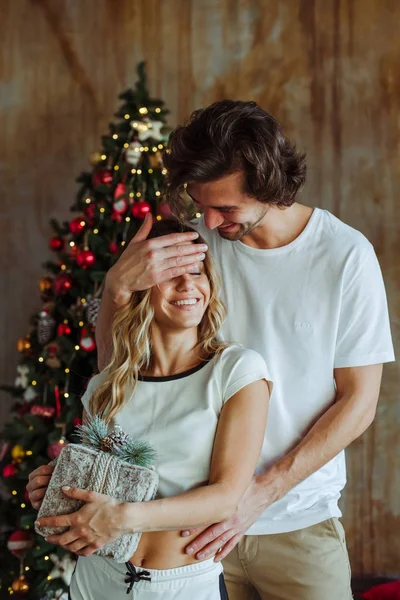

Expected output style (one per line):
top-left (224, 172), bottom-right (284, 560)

top-left (170, 299), bottom-right (198, 306)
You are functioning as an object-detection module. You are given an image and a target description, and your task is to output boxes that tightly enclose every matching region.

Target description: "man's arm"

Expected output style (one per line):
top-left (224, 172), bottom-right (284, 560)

top-left (183, 363), bottom-right (383, 560)
top-left (256, 363), bottom-right (382, 503)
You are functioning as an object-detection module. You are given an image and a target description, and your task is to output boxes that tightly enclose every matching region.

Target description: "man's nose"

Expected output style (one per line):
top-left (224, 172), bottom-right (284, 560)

top-left (204, 208), bottom-right (224, 230)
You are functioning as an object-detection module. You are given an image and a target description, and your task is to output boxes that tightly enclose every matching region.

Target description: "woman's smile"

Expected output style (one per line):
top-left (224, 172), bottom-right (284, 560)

top-left (169, 297), bottom-right (202, 310)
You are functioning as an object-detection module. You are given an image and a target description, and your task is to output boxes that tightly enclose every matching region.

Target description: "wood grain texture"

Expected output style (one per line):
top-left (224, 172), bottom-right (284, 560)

top-left (0, 0), bottom-right (398, 577)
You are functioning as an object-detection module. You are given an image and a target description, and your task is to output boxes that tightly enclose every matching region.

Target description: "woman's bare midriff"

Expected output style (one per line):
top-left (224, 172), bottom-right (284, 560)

top-left (128, 528), bottom-right (210, 569)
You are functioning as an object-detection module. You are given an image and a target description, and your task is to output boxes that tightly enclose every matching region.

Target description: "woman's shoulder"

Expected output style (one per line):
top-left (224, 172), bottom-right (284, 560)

top-left (215, 345), bottom-right (271, 403)
top-left (217, 344), bottom-right (267, 367)
top-left (215, 344), bottom-right (270, 382)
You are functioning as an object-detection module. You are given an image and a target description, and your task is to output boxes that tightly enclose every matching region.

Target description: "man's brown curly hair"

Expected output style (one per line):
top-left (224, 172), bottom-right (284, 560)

top-left (163, 100), bottom-right (306, 218)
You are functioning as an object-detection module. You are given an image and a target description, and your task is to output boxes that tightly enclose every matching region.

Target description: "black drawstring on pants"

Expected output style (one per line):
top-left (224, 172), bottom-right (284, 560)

top-left (124, 562), bottom-right (152, 594)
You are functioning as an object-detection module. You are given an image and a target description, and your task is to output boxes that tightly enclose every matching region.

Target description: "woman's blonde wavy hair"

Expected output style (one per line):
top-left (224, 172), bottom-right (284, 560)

top-left (89, 220), bottom-right (228, 423)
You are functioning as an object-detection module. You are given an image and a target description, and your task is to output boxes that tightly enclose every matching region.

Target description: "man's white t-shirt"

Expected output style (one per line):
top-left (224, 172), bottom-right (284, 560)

top-left (196, 208), bottom-right (394, 534)
top-left (81, 346), bottom-right (271, 500)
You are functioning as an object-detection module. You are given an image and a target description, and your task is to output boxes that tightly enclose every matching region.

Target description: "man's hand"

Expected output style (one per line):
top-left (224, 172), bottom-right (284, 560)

top-left (182, 477), bottom-right (272, 562)
top-left (105, 213), bottom-right (208, 303)
top-left (26, 464), bottom-right (55, 510)
top-left (35, 487), bottom-right (127, 556)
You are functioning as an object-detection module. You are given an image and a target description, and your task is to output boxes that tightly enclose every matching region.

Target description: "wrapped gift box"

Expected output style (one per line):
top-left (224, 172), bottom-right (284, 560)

top-left (34, 421), bottom-right (158, 563)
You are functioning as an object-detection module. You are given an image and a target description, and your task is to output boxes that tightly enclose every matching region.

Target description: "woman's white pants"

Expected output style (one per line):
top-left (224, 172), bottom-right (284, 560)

top-left (69, 554), bottom-right (228, 599)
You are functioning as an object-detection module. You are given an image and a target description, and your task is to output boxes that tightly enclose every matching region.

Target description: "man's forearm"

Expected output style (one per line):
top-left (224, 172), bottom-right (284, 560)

top-left (96, 275), bottom-right (131, 371)
top-left (257, 389), bottom-right (377, 506)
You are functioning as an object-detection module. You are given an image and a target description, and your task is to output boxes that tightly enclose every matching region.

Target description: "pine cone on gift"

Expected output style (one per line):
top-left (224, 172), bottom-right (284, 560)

top-left (37, 311), bottom-right (56, 345)
top-left (101, 425), bottom-right (130, 453)
top-left (85, 298), bottom-right (101, 326)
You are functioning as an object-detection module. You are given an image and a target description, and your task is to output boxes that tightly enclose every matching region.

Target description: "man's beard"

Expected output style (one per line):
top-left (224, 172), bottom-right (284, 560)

top-left (217, 206), bottom-right (269, 241)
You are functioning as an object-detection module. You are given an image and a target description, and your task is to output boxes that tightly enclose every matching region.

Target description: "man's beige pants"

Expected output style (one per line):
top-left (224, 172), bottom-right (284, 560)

top-left (222, 518), bottom-right (353, 600)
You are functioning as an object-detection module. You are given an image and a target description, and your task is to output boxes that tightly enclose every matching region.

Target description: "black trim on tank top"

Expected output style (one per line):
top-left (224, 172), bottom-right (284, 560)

top-left (138, 358), bottom-right (212, 382)
top-left (219, 572), bottom-right (229, 599)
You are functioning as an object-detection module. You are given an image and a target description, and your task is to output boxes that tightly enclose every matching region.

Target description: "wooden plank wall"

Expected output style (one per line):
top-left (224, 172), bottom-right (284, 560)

top-left (1, 0), bottom-right (399, 577)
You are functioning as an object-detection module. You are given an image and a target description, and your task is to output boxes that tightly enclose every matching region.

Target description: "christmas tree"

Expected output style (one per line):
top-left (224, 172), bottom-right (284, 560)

top-left (0, 62), bottom-right (172, 600)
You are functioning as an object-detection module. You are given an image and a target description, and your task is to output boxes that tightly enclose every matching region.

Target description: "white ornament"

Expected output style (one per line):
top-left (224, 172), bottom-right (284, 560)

top-left (134, 119), bottom-right (164, 142)
top-left (49, 553), bottom-right (77, 586)
top-left (15, 365), bottom-right (29, 389)
top-left (139, 119), bottom-right (164, 142)
top-left (125, 140), bottom-right (142, 166)
top-left (23, 386), bottom-right (37, 402)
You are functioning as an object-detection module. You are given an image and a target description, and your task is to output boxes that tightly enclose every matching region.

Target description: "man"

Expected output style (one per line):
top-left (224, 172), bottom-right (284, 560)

top-left (96, 100), bottom-right (394, 599)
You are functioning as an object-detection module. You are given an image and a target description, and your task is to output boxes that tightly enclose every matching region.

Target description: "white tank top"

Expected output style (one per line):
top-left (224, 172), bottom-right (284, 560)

top-left (81, 345), bottom-right (271, 498)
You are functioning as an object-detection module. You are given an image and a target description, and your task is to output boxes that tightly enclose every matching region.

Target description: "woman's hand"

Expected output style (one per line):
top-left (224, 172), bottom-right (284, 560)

top-left (35, 486), bottom-right (129, 556)
top-left (26, 464), bottom-right (54, 510)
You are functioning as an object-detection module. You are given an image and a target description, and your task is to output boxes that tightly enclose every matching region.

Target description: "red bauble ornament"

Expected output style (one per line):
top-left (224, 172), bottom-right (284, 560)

top-left (7, 531), bottom-right (33, 558)
top-left (109, 242), bottom-right (118, 254)
top-left (69, 217), bottom-right (86, 235)
top-left (30, 404), bottom-right (55, 418)
top-left (132, 201), bottom-right (152, 220)
top-left (158, 202), bottom-right (173, 218)
top-left (92, 167), bottom-right (113, 188)
top-left (80, 328), bottom-right (96, 352)
top-left (24, 489), bottom-right (31, 503)
top-left (73, 417), bottom-right (83, 427)
top-left (3, 463), bottom-right (16, 478)
top-left (76, 249), bottom-right (96, 268)
top-left (111, 211), bottom-right (123, 223)
top-left (49, 236), bottom-right (64, 251)
top-left (83, 203), bottom-right (96, 219)
top-left (47, 438), bottom-right (66, 459)
top-left (69, 244), bottom-right (79, 259)
top-left (52, 273), bottom-right (73, 296)
top-left (57, 322), bottom-right (72, 336)
top-left (114, 183), bottom-right (127, 199)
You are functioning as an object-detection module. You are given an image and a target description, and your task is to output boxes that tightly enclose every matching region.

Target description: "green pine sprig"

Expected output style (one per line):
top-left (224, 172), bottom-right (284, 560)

top-left (75, 415), bottom-right (108, 450)
top-left (114, 439), bottom-right (157, 468)
top-left (75, 415), bottom-right (156, 467)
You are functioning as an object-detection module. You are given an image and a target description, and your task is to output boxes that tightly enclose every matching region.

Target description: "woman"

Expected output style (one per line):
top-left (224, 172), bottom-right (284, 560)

top-left (28, 220), bottom-right (272, 600)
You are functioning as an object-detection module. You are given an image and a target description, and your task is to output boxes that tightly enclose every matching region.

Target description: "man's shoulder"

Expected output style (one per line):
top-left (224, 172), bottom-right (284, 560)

top-left (317, 208), bottom-right (374, 262)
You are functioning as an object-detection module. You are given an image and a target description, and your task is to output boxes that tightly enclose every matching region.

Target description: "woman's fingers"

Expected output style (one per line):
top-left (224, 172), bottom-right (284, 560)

top-left (28, 474), bottom-right (52, 490)
top-left (28, 464), bottom-right (54, 481)
top-left (31, 499), bottom-right (43, 510)
top-left (30, 487), bottom-right (47, 501)
top-left (27, 464), bottom-right (55, 509)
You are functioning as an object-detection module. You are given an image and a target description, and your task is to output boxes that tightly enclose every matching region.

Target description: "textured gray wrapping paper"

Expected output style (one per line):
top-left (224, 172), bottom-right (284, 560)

top-left (34, 443), bottom-right (159, 563)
